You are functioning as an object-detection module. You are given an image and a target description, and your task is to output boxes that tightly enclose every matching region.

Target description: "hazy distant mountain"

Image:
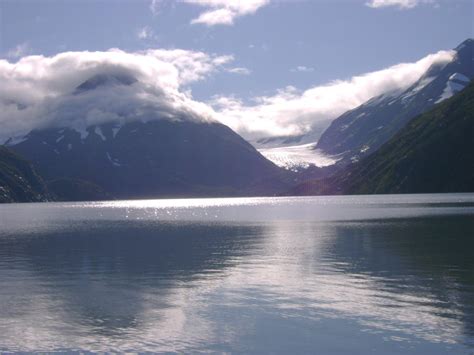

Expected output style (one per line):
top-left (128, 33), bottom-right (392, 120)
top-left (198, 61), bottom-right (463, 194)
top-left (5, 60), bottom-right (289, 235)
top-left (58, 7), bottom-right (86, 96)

top-left (7, 74), bottom-right (287, 200)
top-left (289, 81), bottom-right (474, 195)
top-left (315, 39), bottom-right (474, 165)
top-left (0, 146), bottom-right (50, 203)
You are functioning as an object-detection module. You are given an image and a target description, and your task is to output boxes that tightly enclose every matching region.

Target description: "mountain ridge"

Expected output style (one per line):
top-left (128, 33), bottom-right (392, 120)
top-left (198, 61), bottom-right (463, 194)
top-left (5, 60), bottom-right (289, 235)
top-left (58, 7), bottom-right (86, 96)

top-left (288, 81), bottom-right (474, 195)
top-left (314, 38), bottom-right (473, 165)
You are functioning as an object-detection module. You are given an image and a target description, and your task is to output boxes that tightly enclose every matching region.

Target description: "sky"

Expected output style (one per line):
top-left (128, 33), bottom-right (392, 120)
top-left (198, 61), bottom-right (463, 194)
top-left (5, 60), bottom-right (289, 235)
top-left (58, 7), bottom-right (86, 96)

top-left (0, 0), bottom-right (472, 141)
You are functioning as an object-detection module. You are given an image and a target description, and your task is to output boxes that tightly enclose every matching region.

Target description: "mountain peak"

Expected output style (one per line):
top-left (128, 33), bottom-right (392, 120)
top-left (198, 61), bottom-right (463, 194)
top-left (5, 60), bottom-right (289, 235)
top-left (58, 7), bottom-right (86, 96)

top-left (74, 73), bottom-right (137, 94)
top-left (454, 38), bottom-right (474, 53)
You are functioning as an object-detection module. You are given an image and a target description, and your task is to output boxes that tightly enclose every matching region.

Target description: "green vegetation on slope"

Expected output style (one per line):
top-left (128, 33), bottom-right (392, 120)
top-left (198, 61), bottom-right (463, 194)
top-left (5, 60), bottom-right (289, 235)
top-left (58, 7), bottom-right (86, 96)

top-left (0, 146), bottom-right (50, 203)
top-left (290, 82), bottom-right (474, 195)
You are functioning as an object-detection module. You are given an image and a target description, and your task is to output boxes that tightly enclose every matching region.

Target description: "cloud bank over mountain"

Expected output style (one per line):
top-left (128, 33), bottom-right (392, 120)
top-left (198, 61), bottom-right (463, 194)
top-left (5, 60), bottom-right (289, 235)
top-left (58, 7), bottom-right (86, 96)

top-left (210, 49), bottom-right (454, 140)
top-left (0, 49), bottom-right (230, 139)
top-left (0, 47), bottom-right (454, 142)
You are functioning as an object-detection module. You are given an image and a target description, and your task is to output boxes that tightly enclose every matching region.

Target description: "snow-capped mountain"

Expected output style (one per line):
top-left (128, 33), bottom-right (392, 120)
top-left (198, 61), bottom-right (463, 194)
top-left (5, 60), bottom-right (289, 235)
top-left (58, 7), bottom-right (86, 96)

top-left (6, 75), bottom-right (288, 200)
top-left (315, 38), bottom-right (474, 164)
top-left (289, 81), bottom-right (474, 196)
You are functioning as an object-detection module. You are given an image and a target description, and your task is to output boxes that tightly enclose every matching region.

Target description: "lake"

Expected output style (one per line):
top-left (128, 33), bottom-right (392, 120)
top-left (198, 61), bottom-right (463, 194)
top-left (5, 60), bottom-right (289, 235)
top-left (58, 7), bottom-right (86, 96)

top-left (0, 194), bottom-right (473, 353)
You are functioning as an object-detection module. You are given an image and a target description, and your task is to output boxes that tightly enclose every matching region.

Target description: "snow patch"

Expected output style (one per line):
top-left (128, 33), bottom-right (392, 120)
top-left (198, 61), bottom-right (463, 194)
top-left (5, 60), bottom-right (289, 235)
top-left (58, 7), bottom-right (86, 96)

top-left (360, 145), bottom-right (370, 153)
top-left (73, 127), bottom-right (89, 140)
top-left (112, 125), bottom-right (121, 138)
top-left (400, 76), bottom-right (435, 103)
top-left (4, 135), bottom-right (27, 146)
top-left (449, 73), bottom-right (470, 83)
top-left (340, 124), bottom-right (350, 132)
top-left (364, 89), bottom-right (401, 108)
top-left (106, 152), bottom-right (122, 167)
top-left (365, 94), bottom-right (387, 108)
top-left (435, 77), bottom-right (467, 103)
top-left (94, 126), bottom-right (106, 141)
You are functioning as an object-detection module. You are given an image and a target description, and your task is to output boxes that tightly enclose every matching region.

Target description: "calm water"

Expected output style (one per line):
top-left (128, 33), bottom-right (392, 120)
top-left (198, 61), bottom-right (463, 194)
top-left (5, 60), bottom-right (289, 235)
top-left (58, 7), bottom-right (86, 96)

top-left (0, 194), bottom-right (473, 353)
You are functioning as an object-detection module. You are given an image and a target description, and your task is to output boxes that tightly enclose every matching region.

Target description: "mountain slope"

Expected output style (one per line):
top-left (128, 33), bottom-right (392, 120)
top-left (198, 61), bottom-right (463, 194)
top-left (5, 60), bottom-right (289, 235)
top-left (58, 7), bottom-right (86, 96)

top-left (315, 39), bottom-right (474, 165)
top-left (5, 72), bottom-right (291, 201)
top-left (9, 119), bottom-right (287, 200)
top-left (0, 146), bottom-right (50, 203)
top-left (290, 81), bottom-right (474, 195)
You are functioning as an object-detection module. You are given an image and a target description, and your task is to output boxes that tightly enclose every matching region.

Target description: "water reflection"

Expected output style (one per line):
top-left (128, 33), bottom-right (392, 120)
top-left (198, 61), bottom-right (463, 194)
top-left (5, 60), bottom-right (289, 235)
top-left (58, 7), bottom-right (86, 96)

top-left (323, 217), bottom-right (474, 345)
top-left (0, 194), bottom-right (473, 353)
top-left (0, 221), bottom-right (265, 351)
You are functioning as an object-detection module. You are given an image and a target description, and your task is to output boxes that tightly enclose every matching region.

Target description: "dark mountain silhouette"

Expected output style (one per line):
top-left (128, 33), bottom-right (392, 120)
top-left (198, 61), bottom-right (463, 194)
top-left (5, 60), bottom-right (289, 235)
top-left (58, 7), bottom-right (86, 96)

top-left (0, 146), bottom-right (50, 203)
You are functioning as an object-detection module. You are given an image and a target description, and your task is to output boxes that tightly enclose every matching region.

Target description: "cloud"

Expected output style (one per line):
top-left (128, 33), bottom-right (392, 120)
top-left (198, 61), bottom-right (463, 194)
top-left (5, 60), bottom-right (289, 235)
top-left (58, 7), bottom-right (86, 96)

top-left (6, 42), bottom-right (31, 59)
top-left (186, 0), bottom-right (270, 26)
top-left (137, 26), bottom-right (154, 40)
top-left (366, 0), bottom-right (434, 9)
top-left (0, 47), bottom-right (455, 145)
top-left (149, 0), bottom-right (161, 15)
top-left (147, 1), bottom-right (269, 26)
top-left (209, 49), bottom-right (454, 141)
top-left (291, 66), bottom-right (315, 73)
top-left (0, 49), bottom-right (232, 140)
top-left (227, 67), bottom-right (251, 75)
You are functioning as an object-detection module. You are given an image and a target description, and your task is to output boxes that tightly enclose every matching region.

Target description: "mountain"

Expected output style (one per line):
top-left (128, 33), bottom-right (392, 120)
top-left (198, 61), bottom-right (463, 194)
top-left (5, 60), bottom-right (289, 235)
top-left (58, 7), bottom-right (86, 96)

top-left (74, 73), bottom-right (137, 94)
top-left (315, 39), bottom-right (474, 165)
top-left (47, 178), bottom-right (113, 202)
top-left (9, 119), bottom-right (289, 200)
top-left (289, 81), bottom-right (474, 195)
top-left (0, 146), bottom-right (50, 203)
top-left (6, 74), bottom-right (288, 200)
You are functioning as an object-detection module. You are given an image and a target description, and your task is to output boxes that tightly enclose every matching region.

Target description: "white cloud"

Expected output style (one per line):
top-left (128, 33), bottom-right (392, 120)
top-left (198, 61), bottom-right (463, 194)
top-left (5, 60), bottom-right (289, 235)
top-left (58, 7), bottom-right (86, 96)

top-left (186, 0), bottom-right (270, 26)
top-left (137, 26), bottom-right (154, 40)
top-left (227, 67), bottom-right (251, 75)
top-left (210, 50), bottom-right (454, 140)
top-left (366, 0), bottom-right (434, 9)
top-left (0, 47), bottom-right (455, 146)
top-left (149, 0), bottom-right (161, 15)
top-left (291, 65), bottom-right (315, 73)
top-left (148, 0), bottom-right (269, 26)
top-left (6, 42), bottom-right (31, 59)
top-left (0, 49), bottom-right (232, 140)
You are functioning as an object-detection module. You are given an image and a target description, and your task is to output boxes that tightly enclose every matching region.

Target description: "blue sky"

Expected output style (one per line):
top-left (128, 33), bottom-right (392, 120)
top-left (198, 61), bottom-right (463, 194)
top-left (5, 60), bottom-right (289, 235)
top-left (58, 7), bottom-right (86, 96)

top-left (0, 0), bottom-right (472, 140)
top-left (2, 0), bottom-right (472, 99)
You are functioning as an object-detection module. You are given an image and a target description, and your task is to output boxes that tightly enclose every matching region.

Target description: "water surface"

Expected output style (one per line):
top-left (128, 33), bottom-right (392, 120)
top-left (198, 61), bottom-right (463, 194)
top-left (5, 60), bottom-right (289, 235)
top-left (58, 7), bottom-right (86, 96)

top-left (0, 194), bottom-right (473, 353)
